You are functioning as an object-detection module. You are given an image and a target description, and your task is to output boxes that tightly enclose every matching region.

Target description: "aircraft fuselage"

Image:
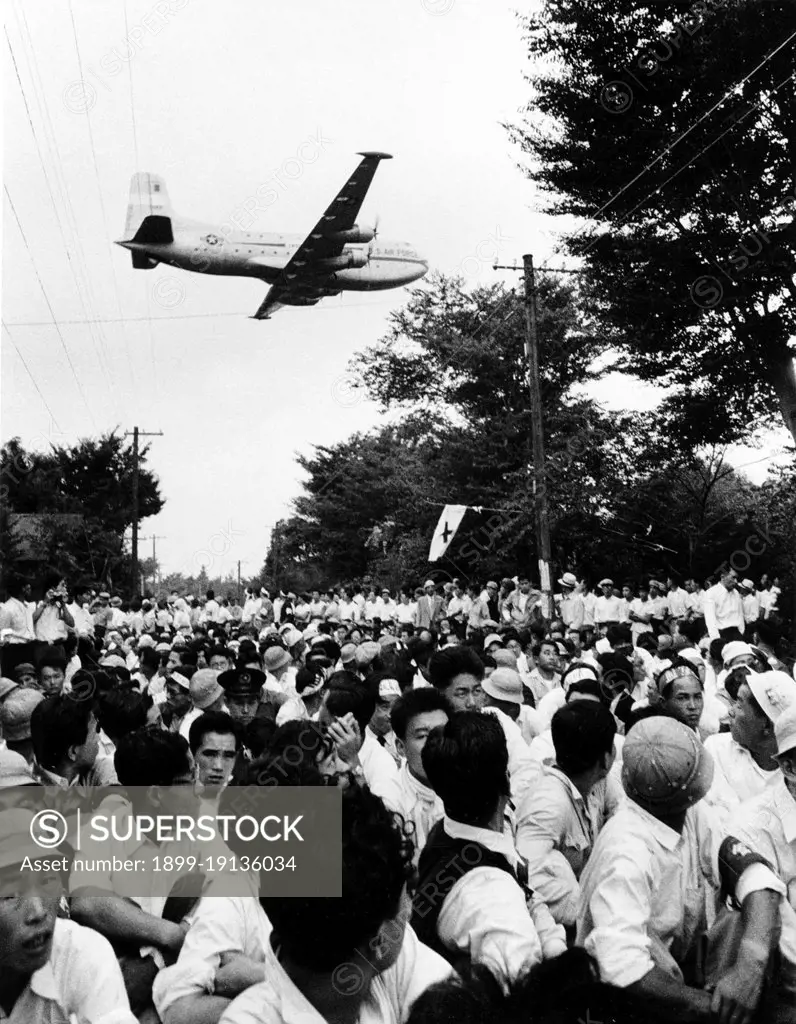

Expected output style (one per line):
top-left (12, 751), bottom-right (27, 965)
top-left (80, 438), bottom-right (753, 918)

top-left (120, 217), bottom-right (427, 292)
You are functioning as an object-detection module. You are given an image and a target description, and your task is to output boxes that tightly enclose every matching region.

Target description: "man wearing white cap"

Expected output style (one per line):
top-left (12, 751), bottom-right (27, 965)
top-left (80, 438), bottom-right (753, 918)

top-left (704, 569), bottom-right (745, 641)
top-left (738, 578), bottom-right (761, 627)
top-left (704, 669), bottom-right (796, 826)
top-left (577, 716), bottom-right (785, 1022)
top-left (556, 572), bottom-right (585, 630)
top-left (725, 700), bottom-right (796, 1019)
top-left (594, 579), bottom-right (622, 629)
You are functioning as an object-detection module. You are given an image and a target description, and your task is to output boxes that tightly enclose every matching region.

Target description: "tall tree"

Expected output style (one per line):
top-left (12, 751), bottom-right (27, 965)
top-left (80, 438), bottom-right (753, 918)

top-left (0, 433), bottom-right (163, 593)
top-left (510, 1), bottom-right (796, 445)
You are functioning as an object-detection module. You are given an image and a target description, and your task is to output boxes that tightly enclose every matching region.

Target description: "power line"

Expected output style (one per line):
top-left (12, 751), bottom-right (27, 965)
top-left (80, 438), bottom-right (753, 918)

top-left (606, 71), bottom-right (796, 241)
top-left (2, 321), bottom-right (62, 430)
top-left (67, 0), bottom-right (137, 392)
top-left (9, 10), bottom-right (117, 397)
top-left (575, 27), bottom-right (796, 241)
top-left (5, 300), bottom-right (398, 326)
top-left (4, 185), bottom-right (96, 429)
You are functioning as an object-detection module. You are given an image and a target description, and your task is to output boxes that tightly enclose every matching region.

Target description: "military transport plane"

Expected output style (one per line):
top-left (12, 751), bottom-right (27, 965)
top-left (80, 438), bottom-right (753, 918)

top-left (116, 152), bottom-right (427, 319)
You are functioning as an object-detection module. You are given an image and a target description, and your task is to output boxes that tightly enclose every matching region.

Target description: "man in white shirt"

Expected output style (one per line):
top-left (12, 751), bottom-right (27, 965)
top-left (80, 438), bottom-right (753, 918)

top-left (0, 808), bottom-right (137, 1024)
top-left (739, 578), bottom-right (761, 625)
top-left (516, 701), bottom-right (620, 928)
top-left (628, 584), bottom-right (655, 644)
top-left (577, 716), bottom-right (784, 1020)
top-left (727, 703), bottom-right (796, 1019)
top-left (526, 639), bottom-right (562, 705)
top-left (0, 577), bottom-right (36, 645)
top-left (684, 578), bottom-right (705, 621)
top-left (376, 588), bottom-right (398, 623)
top-left (646, 580), bottom-right (669, 627)
top-left (204, 589), bottom-right (221, 625)
top-left (703, 569), bottom-right (746, 640)
top-left (556, 573), bottom-right (585, 630)
top-left (666, 575), bottom-right (689, 620)
top-left (66, 583), bottom-right (94, 640)
top-left (32, 584), bottom-right (73, 644)
top-left (383, 687), bottom-right (451, 865)
top-left (222, 785), bottom-right (452, 1024)
top-left (704, 668), bottom-right (795, 826)
top-left (412, 711), bottom-right (566, 988)
top-left (593, 578), bottom-right (622, 629)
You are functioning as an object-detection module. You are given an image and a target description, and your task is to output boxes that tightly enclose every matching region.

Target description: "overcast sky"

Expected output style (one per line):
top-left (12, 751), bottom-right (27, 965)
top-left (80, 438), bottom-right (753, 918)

top-left (3, 0), bottom-right (790, 583)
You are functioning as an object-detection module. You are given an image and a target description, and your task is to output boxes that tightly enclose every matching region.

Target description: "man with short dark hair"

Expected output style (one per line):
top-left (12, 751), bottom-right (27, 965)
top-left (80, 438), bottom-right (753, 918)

top-left (704, 569), bottom-right (745, 641)
top-left (384, 688), bottom-right (452, 863)
top-left (516, 701), bottom-right (619, 928)
top-left (30, 694), bottom-right (113, 787)
top-left (189, 709), bottom-right (241, 796)
top-left (36, 650), bottom-right (67, 697)
top-left (221, 786), bottom-right (451, 1024)
top-left (526, 639), bottom-right (561, 705)
top-left (428, 646), bottom-right (538, 801)
top-left (70, 727), bottom-right (199, 1019)
top-left (413, 712), bottom-right (565, 986)
top-left (319, 673), bottom-right (401, 807)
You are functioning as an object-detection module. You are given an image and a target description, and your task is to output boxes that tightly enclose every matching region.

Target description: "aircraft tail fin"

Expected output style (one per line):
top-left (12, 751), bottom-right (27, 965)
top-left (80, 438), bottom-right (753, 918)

top-left (122, 172), bottom-right (172, 240)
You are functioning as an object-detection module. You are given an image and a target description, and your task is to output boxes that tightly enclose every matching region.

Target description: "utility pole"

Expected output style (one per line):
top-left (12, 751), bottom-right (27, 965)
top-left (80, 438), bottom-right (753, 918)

top-left (237, 559), bottom-right (245, 603)
top-left (492, 256), bottom-right (579, 619)
top-left (138, 534), bottom-right (165, 594)
top-left (124, 427), bottom-right (163, 598)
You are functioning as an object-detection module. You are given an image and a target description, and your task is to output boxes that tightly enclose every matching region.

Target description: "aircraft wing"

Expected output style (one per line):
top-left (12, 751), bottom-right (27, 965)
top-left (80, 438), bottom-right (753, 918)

top-left (251, 151), bottom-right (392, 319)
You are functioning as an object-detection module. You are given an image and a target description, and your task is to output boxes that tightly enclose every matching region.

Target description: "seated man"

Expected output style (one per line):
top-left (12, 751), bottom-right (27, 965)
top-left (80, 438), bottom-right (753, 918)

top-left (428, 646), bottom-right (538, 802)
top-left (704, 668), bottom-right (795, 826)
top-left (724, 702), bottom-right (796, 1021)
top-left (516, 701), bottom-right (620, 930)
top-left (30, 693), bottom-right (115, 788)
top-left (154, 893), bottom-right (272, 1024)
top-left (413, 711), bottom-right (566, 989)
top-left (0, 807), bottom-right (137, 1023)
top-left (383, 687), bottom-right (452, 864)
top-left (188, 709), bottom-right (241, 809)
top-left (577, 715), bottom-right (784, 1022)
top-left (219, 785), bottom-right (452, 1023)
top-left (69, 727), bottom-right (200, 1019)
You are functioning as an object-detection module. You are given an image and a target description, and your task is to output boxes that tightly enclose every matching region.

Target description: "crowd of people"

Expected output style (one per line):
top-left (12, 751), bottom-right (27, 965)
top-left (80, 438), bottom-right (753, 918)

top-left (0, 564), bottom-right (793, 1023)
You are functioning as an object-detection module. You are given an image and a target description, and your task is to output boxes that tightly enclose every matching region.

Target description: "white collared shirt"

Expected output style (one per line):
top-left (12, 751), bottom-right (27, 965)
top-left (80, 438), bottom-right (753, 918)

top-left (703, 732), bottom-right (782, 827)
top-left (359, 730), bottom-right (403, 810)
top-left (703, 582), bottom-right (745, 639)
top-left (153, 895), bottom-right (272, 1020)
top-left (728, 777), bottom-right (796, 973)
top-left (434, 817), bottom-right (566, 990)
top-left (576, 797), bottom-right (784, 988)
top-left (382, 761), bottom-right (444, 865)
top-left (594, 595), bottom-right (623, 624)
top-left (0, 596), bottom-right (34, 643)
top-left (218, 925), bottom-right (452, 1024)
top-left (516, 765), bottom-right (621, 926)
top-left (0, 917), bottom-right (136, 1023)
top-left (667, 588), bottom-right (689, 618)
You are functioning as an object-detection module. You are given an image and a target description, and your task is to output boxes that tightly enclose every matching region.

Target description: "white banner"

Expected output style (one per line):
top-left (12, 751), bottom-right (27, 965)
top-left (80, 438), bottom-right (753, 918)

top-left (428, 505), bottom-right (467, 562)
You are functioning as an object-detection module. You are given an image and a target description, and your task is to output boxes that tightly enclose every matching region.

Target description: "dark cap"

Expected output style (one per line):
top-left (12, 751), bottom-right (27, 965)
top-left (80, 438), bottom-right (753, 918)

top-left (218, 668), bottom-right (265, 697)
